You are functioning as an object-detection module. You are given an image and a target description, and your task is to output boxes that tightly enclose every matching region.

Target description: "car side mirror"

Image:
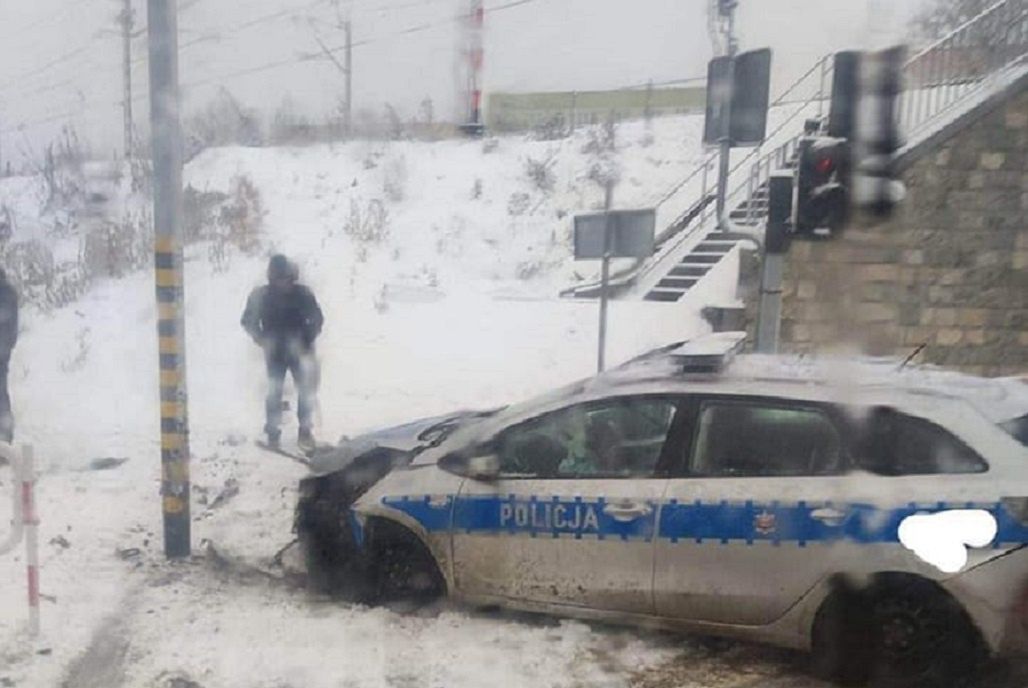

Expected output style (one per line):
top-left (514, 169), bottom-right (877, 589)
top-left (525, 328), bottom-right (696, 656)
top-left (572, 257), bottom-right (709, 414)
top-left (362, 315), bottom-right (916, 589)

top-left (439, 452), bottom-right (500, 481)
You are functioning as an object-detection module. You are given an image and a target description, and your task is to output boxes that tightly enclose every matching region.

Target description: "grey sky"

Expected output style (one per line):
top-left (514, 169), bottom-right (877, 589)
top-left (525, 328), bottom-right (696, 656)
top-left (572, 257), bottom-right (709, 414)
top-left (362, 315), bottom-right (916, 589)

top-left (0, 0), bottom-right (926, 166)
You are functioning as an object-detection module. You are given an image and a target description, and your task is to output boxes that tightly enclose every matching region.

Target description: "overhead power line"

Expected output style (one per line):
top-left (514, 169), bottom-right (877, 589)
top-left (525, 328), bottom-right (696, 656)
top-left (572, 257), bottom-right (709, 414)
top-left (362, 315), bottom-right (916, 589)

top-left (4, 0), bottom-right (553, 135)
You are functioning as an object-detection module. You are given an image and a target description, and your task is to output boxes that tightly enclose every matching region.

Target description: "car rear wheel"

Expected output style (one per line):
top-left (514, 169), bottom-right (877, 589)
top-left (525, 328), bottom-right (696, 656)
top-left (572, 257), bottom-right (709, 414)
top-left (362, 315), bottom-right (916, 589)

top-left (812, 576), bottom-right (985, 688)
top-left (868, 580), bottom-right (984, 688)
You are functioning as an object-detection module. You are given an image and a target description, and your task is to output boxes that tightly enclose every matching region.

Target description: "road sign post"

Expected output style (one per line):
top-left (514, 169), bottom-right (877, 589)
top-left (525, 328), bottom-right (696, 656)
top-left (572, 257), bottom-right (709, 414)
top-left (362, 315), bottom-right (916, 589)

top-left (597, 183), bottom-right (613, 373)
top-left (573, 198), bottom-right (656, 372)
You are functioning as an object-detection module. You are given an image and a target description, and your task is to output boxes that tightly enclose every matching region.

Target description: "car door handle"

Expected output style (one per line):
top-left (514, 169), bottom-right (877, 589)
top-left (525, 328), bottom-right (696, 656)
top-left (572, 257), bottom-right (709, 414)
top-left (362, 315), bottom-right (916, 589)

top-left (810, 507), bottom-right (846, 526)
top-left (603, 502), bottom-right (652, 522)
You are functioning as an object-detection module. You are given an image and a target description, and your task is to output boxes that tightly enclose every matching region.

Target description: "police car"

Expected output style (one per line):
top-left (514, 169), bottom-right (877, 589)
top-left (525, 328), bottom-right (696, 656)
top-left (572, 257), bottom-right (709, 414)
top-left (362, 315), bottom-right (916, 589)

top-left (296, 332), bottom-right (1028, 687)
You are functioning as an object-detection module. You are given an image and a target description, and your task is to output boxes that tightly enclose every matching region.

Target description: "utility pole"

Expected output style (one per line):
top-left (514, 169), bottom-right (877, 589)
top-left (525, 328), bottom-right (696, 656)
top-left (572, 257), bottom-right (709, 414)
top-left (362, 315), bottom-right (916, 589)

top-left (714, 0), bottom-right (738, 227)
top-left (344, 20), bottom-right (352, 137)
top-left (311, 21), bottom-right (352, 138)
top-left (119, 0), bottom-right (135, 157)
top-left (147, 0), bottom-right (190, 559)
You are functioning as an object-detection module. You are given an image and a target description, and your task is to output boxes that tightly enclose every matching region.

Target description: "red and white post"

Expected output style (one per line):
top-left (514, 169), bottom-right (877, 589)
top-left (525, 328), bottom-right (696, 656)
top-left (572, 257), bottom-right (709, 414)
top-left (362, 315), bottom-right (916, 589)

top-left (462, 0), bottom-right (485, 135)
top-left (0, 444), bottom-right (38, 636)
top-left (21, 446), bottom-right (39, 636)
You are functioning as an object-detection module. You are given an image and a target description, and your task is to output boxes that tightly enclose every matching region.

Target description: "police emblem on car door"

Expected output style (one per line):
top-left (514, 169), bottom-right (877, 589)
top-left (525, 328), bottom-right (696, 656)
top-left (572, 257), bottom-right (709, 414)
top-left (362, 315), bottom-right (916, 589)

top-left (452, 395), bottom-right (684, 613)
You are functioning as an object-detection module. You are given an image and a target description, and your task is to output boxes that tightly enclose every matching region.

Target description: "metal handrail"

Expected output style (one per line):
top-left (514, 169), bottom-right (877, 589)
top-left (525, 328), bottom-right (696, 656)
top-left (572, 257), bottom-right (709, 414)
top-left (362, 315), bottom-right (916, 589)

top-left (617, 55), bottom-right (833, 293)
top-left (900, 0), bottom-right (1028, 137)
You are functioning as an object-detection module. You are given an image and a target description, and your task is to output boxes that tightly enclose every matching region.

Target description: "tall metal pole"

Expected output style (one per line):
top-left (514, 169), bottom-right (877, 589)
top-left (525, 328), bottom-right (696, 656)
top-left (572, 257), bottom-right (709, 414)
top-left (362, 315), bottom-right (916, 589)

top-left (715, 0), bottom-right (738, 229)
top-left (148, 0), bottom-right (190, 558)
top-left (755, 173), bottom-right (792, 354)
top-left (344, 20), bottom-right (352, 138)
top-left (597, 181), bottom-right (614, 373)
top-left (121, 0), bottom-right (135, 157)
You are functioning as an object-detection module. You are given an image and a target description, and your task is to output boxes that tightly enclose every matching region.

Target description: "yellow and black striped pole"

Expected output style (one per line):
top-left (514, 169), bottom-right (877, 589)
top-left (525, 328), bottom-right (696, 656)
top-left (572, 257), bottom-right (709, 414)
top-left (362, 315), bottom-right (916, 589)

top-left (148, 0), bottom-right (190, 558)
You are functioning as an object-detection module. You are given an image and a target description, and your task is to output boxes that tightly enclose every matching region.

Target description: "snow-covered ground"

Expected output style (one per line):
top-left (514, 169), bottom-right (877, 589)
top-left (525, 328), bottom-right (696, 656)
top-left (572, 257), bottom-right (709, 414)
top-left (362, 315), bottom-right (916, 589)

top-left (0, 117), bottom-right (760, 687)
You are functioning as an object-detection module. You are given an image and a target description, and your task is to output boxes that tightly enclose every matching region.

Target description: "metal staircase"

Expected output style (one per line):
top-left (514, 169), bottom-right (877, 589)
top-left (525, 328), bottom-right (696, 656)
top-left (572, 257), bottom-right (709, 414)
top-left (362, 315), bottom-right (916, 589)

top-left (566, 0), bottom-right (1028, 304)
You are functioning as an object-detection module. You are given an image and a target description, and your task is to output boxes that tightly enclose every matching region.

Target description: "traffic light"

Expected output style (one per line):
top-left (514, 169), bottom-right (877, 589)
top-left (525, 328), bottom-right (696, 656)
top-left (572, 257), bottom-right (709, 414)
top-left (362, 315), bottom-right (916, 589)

top-left (794, 136), bottom-right (851, 238)
top-left (823, 48), bottom-right (906, 222)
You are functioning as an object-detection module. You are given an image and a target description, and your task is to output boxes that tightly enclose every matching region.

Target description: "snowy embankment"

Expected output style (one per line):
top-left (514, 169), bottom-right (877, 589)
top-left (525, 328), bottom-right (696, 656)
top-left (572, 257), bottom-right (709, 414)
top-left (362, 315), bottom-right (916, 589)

top-left (0, 117), bottom-right (736, 687)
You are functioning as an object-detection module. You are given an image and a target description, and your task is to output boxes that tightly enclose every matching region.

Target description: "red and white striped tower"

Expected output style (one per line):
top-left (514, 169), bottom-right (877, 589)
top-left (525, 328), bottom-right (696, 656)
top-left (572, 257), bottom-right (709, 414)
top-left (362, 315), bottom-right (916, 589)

top-left (462, 0), bottom-right (485, 135)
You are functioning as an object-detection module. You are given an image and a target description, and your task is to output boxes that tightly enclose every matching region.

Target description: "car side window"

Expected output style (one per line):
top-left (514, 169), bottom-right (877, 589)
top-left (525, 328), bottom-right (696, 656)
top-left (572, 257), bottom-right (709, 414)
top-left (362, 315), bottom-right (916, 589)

top-left (857, 408), bottom-right (987, 475)
top-left (689, 402), bottom-right (843, 477)
top-left (496, 397), bottom-right (678, 479)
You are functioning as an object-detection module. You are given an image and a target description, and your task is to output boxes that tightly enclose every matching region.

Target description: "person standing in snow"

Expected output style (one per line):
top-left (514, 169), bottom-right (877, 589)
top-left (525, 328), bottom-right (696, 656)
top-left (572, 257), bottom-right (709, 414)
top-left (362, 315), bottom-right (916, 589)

top-left (0, 268), bottom-right (18, 443)
top-left (241, 255), bottom-right (324, 451)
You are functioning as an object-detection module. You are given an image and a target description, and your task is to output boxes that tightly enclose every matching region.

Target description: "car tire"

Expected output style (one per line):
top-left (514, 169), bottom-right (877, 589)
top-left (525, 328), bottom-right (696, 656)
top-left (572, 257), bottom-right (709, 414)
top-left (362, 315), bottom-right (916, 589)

top-left (867, 578), bottom-right (985, 688)
top-left (367, 520), bottom-right (446, 606)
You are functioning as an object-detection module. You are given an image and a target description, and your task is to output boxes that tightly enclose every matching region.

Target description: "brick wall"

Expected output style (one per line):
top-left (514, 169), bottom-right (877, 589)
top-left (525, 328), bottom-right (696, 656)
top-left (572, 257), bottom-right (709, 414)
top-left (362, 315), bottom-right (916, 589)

top-left (776, 86), bottom-right (1028, 376)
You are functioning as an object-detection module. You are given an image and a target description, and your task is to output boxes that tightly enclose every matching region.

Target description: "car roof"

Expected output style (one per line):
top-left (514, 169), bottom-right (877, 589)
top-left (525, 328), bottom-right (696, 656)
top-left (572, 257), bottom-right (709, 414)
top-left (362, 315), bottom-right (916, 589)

top-left (543, 350), bottom-right (1028, 424)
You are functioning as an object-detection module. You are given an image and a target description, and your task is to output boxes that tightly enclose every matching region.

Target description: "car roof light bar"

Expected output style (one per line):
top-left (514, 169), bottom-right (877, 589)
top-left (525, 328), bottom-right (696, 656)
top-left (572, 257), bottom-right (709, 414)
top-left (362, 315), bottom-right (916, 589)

top-left (670, 331), bottom-right (748, 374)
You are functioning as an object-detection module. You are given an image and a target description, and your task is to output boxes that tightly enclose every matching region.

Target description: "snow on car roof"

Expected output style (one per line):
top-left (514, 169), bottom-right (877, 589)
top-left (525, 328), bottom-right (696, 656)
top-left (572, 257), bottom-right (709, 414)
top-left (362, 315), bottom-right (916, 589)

top-left (589, 349), bottom-right (1028, 423)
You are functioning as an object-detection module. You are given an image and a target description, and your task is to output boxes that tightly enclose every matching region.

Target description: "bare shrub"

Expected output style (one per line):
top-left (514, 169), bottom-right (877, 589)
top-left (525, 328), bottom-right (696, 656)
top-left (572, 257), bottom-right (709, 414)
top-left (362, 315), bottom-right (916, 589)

top-left (580, 117), bottom-right (618, 155)
top-left (5, 239), bottom-right (55, 289)
top-left (0, 205), bottom-right (14, 244)
top-left (507, 192), bottom-right (531, 216)
top-left (183, 185), bottom-right (229, 243)
top-left (532, 114), bottom-right (568, 141)
top-left (128, 154), bottom-right (152, 196)
top-left (516, 259), bottom-right (544, 280)
top-left (1, 240), bottom-right (89, 310)
top-left (81, 221), bottom-right (140, 279)
top-left (205, 175), bottom-right (264, 271)
top-left (217, 176), bottom-right (264, 253)
top-left (523, 156), bottom-right (555, 193)
top-left (184, 88), bottom-right (262, 160)
top-left (343, 198), bottom-right (390, 250)
top-left (39, 126), bottom-right (87, 212)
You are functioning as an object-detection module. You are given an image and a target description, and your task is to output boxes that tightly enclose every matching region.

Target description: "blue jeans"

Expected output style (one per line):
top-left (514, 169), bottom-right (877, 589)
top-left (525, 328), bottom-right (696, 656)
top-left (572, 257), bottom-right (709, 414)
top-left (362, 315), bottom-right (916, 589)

top-left (264, 347), bottom-right (318, 436)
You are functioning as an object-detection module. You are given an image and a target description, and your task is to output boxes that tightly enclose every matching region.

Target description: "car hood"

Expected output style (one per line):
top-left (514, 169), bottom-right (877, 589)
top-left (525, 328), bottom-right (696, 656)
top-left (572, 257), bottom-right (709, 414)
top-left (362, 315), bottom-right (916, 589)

top-left (306, 409), bottom-right (490, 476)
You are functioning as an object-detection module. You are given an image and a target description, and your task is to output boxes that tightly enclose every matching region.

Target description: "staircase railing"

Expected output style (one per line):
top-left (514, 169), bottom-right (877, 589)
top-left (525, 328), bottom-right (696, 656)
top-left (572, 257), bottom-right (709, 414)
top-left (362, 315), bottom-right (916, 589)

top-left (626, 55), bottom-right (834, 294)
top-left (568, 0), bottom-right (1028, 300)
top-left (899, 0), bottom-right (1028, 139)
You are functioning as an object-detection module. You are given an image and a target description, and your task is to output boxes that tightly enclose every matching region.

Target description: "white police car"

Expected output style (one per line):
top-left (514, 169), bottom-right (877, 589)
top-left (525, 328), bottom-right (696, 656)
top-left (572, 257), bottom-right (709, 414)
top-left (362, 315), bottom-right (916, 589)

top-left (296, 332), bottom-right (1028, 687)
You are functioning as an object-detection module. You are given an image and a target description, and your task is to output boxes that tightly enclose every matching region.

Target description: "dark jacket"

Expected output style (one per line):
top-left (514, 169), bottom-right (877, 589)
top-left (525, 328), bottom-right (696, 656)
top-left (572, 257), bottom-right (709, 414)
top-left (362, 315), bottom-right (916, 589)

top-left (0, 279), bottom-right (18, 358)
top-left (241, 283), bottom-right (323, 355)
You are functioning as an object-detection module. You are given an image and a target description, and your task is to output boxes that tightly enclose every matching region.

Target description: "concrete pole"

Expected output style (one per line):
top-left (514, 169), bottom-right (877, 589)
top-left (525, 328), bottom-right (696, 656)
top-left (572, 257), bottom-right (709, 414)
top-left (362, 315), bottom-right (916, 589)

top-left (715, 1), bottom-right (738, 229)
top-left (121, 0), bottom-right (134, 157)
top-left (597, 181), bottom-right (614, 373)
top-left (147, 0), bottom-right (191, 558)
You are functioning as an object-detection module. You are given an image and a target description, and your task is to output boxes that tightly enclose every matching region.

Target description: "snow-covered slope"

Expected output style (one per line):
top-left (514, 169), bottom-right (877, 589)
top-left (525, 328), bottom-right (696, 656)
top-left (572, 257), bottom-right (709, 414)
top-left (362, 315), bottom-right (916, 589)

top-left (0, 119), bottom-right (738, 687)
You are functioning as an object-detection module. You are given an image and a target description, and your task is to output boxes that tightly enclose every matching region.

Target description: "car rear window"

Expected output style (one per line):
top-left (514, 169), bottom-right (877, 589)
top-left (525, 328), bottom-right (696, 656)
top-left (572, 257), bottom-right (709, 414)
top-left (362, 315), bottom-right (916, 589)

top-left (856, 408), bottom-right (987, 475)
top-left (1000, 414), bottom-right (1028, 447)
